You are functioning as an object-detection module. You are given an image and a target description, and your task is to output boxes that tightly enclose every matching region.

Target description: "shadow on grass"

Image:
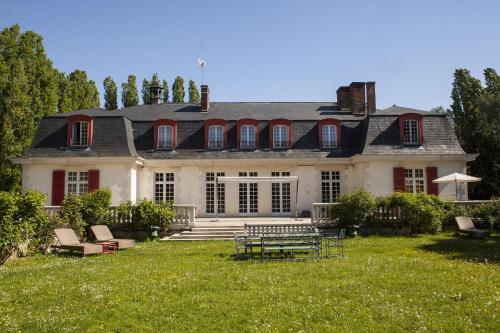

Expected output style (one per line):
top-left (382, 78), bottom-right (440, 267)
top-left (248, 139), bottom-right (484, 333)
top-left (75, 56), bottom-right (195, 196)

top-left (417, 234), bottom-right (500, 264)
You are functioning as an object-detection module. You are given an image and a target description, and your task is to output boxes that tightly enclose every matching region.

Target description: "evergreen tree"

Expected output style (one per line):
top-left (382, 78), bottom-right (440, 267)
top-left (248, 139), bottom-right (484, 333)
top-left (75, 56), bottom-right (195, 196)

top-left (0, 24), bottom-right (59, 191)
top-left (162, 79), bottom-right (169, 103)
top-left (172, 76), bottom-right (185, 103)
top-left (103, 76), bottom-right (118, 110)
top-left (121, 75), bottom-right (139, 107)
top-left (188, 80), bottom-right (200, 104)
top-left (449, 68), bottom-right (500, 198)
top-left (57, 70), bottom-right (100, 112)
top-left (141, 78), bottom-right (150, 105)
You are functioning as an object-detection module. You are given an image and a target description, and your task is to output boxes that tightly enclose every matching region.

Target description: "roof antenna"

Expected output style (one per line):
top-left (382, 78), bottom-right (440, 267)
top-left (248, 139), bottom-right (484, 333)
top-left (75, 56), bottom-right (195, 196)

top-left (197, 59), bottom-right (206, 84)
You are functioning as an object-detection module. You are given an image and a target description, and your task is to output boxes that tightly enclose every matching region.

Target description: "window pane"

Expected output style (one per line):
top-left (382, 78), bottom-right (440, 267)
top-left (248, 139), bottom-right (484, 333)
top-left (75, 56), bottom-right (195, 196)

top-left (322, 125), bottom-right (337, 148)
top-left (158, 126), bottom-right (173, 149)
top-left (404, 120), bottom-right (419, 144)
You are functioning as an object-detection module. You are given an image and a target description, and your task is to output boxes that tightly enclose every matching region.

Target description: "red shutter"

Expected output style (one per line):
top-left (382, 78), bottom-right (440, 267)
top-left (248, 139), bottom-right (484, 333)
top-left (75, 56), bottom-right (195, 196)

top-left (393, 167), bottom-right (405, 192)
top-left (88, 170), bottom-right (100, 192)
top-left (52, 170), bottom-right (65, 205)
top-left (426, 167), bottom-right (438, 195)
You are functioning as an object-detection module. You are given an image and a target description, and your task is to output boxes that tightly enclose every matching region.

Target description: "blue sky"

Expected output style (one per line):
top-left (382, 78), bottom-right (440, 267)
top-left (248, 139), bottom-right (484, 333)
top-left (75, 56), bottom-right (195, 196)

top-left (1, 0), bottom-right (499, 110)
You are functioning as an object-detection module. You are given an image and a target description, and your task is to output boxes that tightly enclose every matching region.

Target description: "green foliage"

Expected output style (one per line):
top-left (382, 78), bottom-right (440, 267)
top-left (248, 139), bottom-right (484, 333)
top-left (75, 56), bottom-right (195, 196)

top-left (0, 24), bottom-right (59, 191)
top-left (57, 69), bottom-right (100, 113)
top-left (103, 76), bottom-right (118, 110)
top-left (188, 80), bottom-right (200, 103)
top-left (162, 79), bottom-right (169, 103)
top-left (469, 200), bottom-right (500, 230)
top-left (141, 78), bottom-right (150, 104)
top-left (172, 76), bottom-right (185, 103)
top-left (449, 67), bottom-right (500, 199)
top-left (331, 189), bottom-right (376, 227)
top-left (131, 199), bottom-right (175, 229)
top-left (57, 194), bottom-right (84, 238)
top-left (117, 200), bottom-right (133, 224)
top-left (121, 74), bottom-right (139, 107)
top-left (80, 189), bottom-right (112, 226)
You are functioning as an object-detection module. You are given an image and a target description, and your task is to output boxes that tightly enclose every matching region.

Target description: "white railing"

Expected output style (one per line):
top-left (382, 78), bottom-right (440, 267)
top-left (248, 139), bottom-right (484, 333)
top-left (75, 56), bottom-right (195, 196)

top-left (311, 202), bottom-right (338, 224)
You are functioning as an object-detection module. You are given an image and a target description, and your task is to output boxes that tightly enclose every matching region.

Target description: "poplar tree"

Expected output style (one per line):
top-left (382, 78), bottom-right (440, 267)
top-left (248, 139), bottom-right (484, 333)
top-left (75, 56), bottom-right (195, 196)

top-left (172, 76), bottom-right (185, 103)
top-left (188, 80), bottom-right (200, 104)
top-left (141, 78), bottom-right (150, 104)
top-left (162, 79), bottom-right (169, 103)
top-left (121, 75), bottom-right (139, 107)
top-left (103, 76), bottom-right (118, 110)
top-left (57, 70), bottom-right (100, 112)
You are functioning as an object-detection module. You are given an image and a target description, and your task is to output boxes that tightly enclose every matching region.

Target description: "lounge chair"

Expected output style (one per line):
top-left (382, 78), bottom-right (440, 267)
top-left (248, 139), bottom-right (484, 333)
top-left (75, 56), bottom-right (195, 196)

top-left (52, 228), bottom-right (104, 256)
top-left (90, 225), bottom-right (135, 249)
top-left (455, 216), bottom-right (490, 239)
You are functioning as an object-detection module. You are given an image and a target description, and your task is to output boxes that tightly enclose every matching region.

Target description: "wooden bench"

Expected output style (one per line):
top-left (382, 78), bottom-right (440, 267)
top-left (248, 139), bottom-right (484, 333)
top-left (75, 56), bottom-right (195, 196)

top-left (234, 223), bottom-right (316, 259)
top-left (260, 229), bottom-right (321, 260)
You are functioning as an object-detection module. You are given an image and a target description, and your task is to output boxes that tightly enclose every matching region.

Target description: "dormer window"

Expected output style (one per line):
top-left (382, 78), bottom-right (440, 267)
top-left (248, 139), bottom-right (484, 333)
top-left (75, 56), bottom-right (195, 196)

top-left (237, 119), bottom-right (259, 150)
top-left (153, 119), bottom-right (177, 150)
top-left (205, 119), bottom-right (227, 150)
top-left (399, 113), bottom-right (423, 146)
top-left (270, 119), bottom-right (291, 149)
top-left (67, 115), bottom-right (93, 148)
top-left (318, 118), bottom-right (341, 149)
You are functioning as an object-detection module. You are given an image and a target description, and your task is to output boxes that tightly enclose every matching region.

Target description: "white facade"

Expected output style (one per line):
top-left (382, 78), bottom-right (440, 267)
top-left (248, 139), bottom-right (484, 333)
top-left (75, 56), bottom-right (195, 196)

top-left (17, 154), bottom-right (472, 217)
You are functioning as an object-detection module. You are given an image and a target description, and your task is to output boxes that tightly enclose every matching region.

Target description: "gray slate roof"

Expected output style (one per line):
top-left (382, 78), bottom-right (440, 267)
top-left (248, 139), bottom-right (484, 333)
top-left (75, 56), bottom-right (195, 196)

top-left (23, 103), bottom-right (466, 159)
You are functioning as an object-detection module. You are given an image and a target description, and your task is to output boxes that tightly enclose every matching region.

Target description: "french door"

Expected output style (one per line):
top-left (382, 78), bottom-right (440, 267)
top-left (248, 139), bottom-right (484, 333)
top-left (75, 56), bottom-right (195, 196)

top-left (239, 172), bottom-right (258, 215)
top-left (271, 172), bottom-right (291, 215)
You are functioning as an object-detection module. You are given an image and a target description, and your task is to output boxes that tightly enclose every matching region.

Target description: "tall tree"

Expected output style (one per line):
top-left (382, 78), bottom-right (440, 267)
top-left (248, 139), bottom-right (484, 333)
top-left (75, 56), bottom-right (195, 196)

top-left (188, 80), bottom-right (200, 104)
top-left (0, 24), bottom-right (59, 191)
top-left (141, 78), bottom-right (150, 105)
top-left (121, 75), bottom-right (139, 107)
top-left (103, 76), bottom-right (118, 110)
top-left (172, 76), bottom-right (185, 103)
top-left (449, 68), bottom-right (500, 198)
top-left (162, 79), bottom-right (169, 103)
top-left (57, 70), bottom-right (100, 113)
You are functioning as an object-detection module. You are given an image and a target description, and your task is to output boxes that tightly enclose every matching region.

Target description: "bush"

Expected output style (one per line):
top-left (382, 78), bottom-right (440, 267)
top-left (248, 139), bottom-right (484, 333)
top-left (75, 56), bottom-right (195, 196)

top-left (131, 199), bottom-right (176, 229)
top-left (470, 200), bottom-right (500, 229)
top-left (331, 189), bottom-right (376, 227)
top-left (19, 191), bottom-right (54, 255)
top-left (80, 189), bottom-right (112, 226)
top-left (58, 194), bottom-right (85, 238)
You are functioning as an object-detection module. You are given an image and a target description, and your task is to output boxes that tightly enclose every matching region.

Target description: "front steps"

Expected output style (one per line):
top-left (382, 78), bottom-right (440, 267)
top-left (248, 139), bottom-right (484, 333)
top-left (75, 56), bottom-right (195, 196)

top-left (162, 225), bottom-right (245, 241)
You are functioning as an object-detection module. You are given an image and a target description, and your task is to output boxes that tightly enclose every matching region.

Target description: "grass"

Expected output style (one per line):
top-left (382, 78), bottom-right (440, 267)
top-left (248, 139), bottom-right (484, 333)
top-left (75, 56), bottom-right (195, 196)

top-left (1, 234), bottom-right (499, 332)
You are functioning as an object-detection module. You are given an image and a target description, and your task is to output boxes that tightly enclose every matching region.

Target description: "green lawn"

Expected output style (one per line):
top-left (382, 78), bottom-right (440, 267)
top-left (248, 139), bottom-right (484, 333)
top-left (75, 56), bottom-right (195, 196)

top-left (1, 234), bottom-right (499, 333)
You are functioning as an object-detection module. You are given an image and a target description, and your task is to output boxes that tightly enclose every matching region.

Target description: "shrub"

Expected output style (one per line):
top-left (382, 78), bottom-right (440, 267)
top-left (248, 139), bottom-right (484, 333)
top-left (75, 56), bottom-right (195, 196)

top-left (470, 200), bottom-right (500, 229)
top-left (116, 200), bottom-right (133, 225)
top-left (58, 194), bottom-right (85, 238)
top-left (331, 189), bottom-right (376, 227)
top-left (80, 189), bottom-right (112, 226)
top-left (131, 199), bottom-right (176, 229)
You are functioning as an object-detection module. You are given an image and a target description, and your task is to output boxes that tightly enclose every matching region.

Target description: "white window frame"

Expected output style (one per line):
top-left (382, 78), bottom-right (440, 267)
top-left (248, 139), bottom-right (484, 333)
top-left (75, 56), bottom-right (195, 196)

top-left (205, 172), bottom-right (225, 215)
top-left (404, 168), bottom-right (426, 193)
top-left (240, 125), bottom-right (256, 149)
top-left (273, 125), bottom-right (288, 149)
top-left (208, 125), bottom-right (224, 149)
top-left (321, 171), bottom-right (341, 203)
top-left (403, 120), bottom-right (419, 145)
top-left (322, 125), bottom-right (337, 148)
top-left (157, 125), bottom-right (174, 149)
top-left (154, 172), bottom-right (175, 203)
top-left (67, 171), bottom-right (88, 196)
top-left (72, 121), bottom-right (88, 147)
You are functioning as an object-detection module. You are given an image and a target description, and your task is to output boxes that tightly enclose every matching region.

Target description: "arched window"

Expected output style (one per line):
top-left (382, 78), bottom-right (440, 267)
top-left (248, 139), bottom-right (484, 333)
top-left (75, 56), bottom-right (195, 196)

top-left (205, 119), bottom-right (227, 149)
top-left (318, 118), bottom-right (341, 149)
top-left (269, 119), bottom-right (291, 149)
top-left (153, 119), bottom-right (177, 150)
top-left (237, 119), bottom-right (259, 149)
top-left (67, 115), bottom-right (93, 147)
top-left (399, 113), bottom-right (423, 145)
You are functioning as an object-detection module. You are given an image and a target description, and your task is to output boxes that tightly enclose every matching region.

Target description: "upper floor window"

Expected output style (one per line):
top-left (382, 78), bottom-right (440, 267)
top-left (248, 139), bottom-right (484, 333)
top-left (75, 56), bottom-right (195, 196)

top-left (319, 118), bottom-right (341, 149)
top-left (154, 119), bottom-right (177, 150)
top-left (67, 115), bottom-right (93, 148)
top-left (270, 119), bottom-right (291, 149)
top-left (399, 113), bottom-right (423, 146)
top-left (241, 125), bottom-right (256, 148)
top-left (205, 119), bottom-right (227, 149)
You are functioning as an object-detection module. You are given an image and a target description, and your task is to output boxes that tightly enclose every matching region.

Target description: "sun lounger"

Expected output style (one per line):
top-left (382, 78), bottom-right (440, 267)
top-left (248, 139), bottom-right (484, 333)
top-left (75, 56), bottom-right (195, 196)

top-left (52, 228), bottom-right (104, 256)
top-left (455, 216), bottom-right (490, 239)
top-left (90, 225), bottom-right (135, 249)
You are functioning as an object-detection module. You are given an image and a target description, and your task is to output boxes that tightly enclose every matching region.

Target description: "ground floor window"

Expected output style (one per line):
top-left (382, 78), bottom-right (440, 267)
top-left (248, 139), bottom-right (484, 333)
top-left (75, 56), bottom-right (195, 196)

top-left (67, 171), bottom-right (88, 195)
top-left (206, 172), bottom-right (225, 214)
top-left (321, 171), bottom-right (340, 203)
top-left (239, 172), bottom-right (258, 214)
top-left (271, 171), bottom-right (291, 214)
top-left (155, 172), bottom-right (174, 203)
top-left (404, 168), bottom-right (425, 193)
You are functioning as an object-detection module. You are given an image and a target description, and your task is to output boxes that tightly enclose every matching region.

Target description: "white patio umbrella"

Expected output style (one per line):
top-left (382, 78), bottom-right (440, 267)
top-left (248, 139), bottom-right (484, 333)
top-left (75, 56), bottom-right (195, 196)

top-left (432, 172), bottom-right (481, 200)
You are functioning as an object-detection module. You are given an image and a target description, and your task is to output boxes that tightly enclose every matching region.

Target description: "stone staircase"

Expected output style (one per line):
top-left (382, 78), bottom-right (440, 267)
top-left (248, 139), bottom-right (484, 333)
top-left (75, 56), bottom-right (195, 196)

top-left (162, 225), bottom-right (245, 241)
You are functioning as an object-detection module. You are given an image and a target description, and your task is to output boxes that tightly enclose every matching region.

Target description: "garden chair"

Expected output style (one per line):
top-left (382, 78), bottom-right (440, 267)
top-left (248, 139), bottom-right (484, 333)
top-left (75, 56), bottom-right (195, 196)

top-left (90, 225), bottom-right (135, 249)
top-left (325, 228), bottom-right (346, 258)
top-left (52, 228), bottom-right (103, 256)
top-left (455, 217), bottom-right (490, 239)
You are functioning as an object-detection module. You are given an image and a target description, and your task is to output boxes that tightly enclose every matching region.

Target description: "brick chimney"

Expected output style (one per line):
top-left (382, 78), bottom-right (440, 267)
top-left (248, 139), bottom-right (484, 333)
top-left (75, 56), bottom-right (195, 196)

top-left (349, 82), bottom-right (366, 115)
top-left (336, 86), bottom-right (351, 110)
top-left (201, 85), bottom-right (210, 111)
top-left (366, 81), bottom-right (376, 113)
